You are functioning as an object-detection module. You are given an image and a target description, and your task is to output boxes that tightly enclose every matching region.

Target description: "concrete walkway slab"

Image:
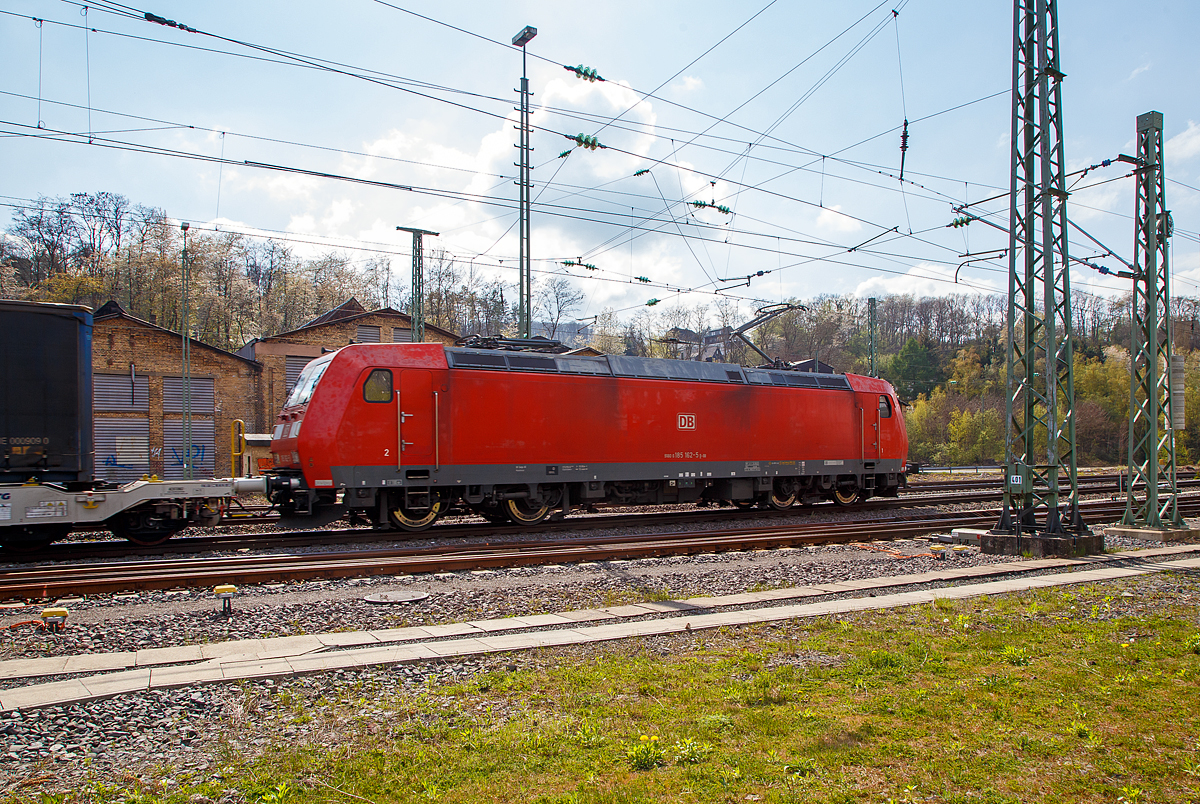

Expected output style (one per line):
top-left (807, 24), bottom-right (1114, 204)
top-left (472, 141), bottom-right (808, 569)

top-left (418, 622), bottom-right (484, 639)
top-left (315, 631), bottom-right (379, 648)
top-left (134, 645), bottom-right (205, 667)
top-left (1, 544), bottom-right (1198, 711)
top-left (0, 657), bottom-right (69, 680)
top-left (221, 659), bottom-right (294, 680)
top-left (83, 668), bottom-right (150, 698)
top-left (64, 652), bottom-right (136, 675)
top-left (367, 627), bottom-right (428, 642)
top-left (0, 678), bottom-right (91, 710)
top-left (599, 604), bottom-right (661, 617)
top-left (149, 664), bottom-right (222, 689)
top-left (556, 608), bottom-right (616, 622)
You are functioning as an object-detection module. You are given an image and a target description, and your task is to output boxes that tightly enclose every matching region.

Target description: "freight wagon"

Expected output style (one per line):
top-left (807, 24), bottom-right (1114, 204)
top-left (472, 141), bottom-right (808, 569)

top-left (0, 301), bottom-right (283, 548)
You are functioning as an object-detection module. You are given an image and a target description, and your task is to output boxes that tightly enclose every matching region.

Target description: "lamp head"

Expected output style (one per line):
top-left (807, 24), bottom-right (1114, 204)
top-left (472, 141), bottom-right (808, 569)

top-left (512, 25), bottom-right (537, 47)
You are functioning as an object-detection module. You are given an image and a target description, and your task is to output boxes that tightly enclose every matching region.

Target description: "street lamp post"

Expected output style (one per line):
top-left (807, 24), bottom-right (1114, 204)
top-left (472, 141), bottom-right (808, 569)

top-left (513, 25), bottom-right (536, 338)
top-left (180, 221), bottom-right (192, 480)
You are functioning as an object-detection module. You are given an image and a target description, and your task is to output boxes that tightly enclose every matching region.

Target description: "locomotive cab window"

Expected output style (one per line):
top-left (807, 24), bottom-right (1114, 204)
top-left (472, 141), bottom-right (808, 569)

top-left (879, 394), bottom-right (893, 419)
top-left (284, 358), bottom-right (330, 408)
top-left (363, 369), bottom-right (393, 402)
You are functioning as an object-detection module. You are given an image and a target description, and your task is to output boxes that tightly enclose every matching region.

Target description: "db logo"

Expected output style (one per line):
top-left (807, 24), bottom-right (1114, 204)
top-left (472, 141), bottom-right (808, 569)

top-left (677, 413), bottom-right (696, 430)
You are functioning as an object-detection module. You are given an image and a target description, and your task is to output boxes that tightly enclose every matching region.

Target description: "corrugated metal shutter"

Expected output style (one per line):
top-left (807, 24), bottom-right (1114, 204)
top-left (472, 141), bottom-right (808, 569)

top-left (286, 356), bottom-right (314, 394)
top-left (94, 418), bottom-right (149, 482)
top-left (356, 324), bottom-right (381, 343)
top-left (162, 377), bottom-right (215, 413)
top-left (162, 418), bottom-right (215, 479)
top-left (392, 328), bottom-right (413, 343)
top-left (94, 374), bottom-right (149, 411)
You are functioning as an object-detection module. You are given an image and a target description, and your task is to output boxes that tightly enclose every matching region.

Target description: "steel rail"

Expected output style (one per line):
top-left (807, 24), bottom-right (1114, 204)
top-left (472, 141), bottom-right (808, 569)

top-left (3, 495), bottom-right (1197, 599)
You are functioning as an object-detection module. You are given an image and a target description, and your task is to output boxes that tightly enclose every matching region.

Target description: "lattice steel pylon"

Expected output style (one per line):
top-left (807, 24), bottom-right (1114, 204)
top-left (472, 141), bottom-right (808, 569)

top-left (396, 226), bottom-right (438, 344)
top-left (995, 0), bottom-right (1085, 537)
top-left (1123, 111), bottom-right (1182, 528)
top-left (868, 297), bottom-right (878, 377)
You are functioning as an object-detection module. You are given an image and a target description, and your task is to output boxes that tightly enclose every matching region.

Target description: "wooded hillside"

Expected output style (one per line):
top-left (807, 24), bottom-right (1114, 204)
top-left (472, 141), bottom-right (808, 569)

top-left (5, 191), bottom-right (1196, 468)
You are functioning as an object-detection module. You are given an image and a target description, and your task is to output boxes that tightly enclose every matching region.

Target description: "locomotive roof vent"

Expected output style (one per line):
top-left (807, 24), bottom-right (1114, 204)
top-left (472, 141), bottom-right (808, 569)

top-left (454, 335), bottom-right (568, 353)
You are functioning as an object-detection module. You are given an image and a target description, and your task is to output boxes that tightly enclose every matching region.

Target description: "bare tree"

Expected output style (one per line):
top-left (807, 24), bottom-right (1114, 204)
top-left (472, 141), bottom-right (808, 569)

top-left (534, 276), bottom-right (585, 339)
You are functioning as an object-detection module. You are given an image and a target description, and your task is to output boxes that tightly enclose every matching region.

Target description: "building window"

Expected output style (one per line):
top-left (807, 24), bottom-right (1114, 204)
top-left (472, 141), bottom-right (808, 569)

top-left (356, 325), bottom-right (381, 343)
top-left (363, 369), bottom-right (392, 402)
top-left (285, 355), bottom-right (314, 394)
top-left (163, 377), bottom-right (215, 413)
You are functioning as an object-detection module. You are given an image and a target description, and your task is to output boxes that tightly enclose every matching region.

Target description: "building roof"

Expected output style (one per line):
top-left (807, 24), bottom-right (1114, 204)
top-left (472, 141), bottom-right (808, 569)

top-left (93, 300), bottom-right (261, 368)
top-left (789, 358), bottom-right (839, 374)
top-left (255, 298), bottom-right (459, 343)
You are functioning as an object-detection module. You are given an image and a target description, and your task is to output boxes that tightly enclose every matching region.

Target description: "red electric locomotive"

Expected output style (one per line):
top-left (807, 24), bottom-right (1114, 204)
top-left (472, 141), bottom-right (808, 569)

top-left (268, 343), bottom-right (908, 530)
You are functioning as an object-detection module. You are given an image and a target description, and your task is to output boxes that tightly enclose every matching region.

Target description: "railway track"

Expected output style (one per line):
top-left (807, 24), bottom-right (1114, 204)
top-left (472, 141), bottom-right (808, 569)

top-left (65, 471), bottom-right (1158, 532)
top-left (4, 494), bottom-right (1197, 599)
top-left (43, 474), bottom-right (1195, 560)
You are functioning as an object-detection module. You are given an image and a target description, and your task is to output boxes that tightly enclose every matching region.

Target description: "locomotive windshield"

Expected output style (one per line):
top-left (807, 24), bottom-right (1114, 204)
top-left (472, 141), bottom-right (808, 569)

top-left (284, 356), bottom-right (332, 408)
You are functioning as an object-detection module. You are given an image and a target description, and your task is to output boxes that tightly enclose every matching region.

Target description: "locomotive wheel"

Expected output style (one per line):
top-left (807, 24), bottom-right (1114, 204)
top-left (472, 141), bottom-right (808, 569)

top-left (388, 495), bottom-right (446, 532)
top-left (109, 510), bottom-right (187, 547)
top-left (504, 498), bottom-right (552, 525)
top-left (832, 487), bottom-right (861, 507)
top-left (767, 487), bottom-right (797, 510)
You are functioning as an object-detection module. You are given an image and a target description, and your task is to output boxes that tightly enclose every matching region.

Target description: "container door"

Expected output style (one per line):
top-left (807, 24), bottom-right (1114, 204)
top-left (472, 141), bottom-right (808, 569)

top-left (858, 393), bottom-right (879, 460)
top-left (398, 370), bottom-right (435, 464)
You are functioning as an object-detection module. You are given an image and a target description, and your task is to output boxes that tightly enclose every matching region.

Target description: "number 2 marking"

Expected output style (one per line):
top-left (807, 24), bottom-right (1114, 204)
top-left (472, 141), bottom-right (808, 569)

top-left (384, 448), bottom-right (390, 457)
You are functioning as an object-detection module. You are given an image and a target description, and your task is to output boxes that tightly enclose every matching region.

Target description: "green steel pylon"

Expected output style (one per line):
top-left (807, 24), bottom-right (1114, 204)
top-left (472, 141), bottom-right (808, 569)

top-left (996, 0), bottom-right (1084, 536)
top-left (868, 297), bottom-right (878, 377)
top-left (1123, 110), bottom-right (1182, 528)
top-left (397, 226), bottom-right (439, 344)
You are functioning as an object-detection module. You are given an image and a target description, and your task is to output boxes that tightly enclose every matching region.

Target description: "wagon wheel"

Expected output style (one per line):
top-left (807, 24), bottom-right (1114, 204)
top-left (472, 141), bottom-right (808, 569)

top-left (1, 524), bottom-right (67, 552)
top-left (766, 485), bottom-right (797, 511)
top-left (832, 487), bottom-right (861, 507)
top-left (388, 494), bottom-right (446, 532)
top-left (108, 509), bottom-right (187, 547)
top-left (504, 498), bottom-right (552, 525)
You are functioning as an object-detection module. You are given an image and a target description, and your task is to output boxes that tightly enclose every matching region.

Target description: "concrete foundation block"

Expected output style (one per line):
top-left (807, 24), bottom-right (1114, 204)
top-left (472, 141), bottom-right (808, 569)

top-left (1103, 526), bottom-right (1200, 544)
top-left (981, 532), bottom-right (1105, 557)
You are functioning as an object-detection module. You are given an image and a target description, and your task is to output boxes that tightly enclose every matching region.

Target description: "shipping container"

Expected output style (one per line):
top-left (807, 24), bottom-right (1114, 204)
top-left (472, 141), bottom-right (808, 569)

top-left (0, 300), bottom-right (93, 483)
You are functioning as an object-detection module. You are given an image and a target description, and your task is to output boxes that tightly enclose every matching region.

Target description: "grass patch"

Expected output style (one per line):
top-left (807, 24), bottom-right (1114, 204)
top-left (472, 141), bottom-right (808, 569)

top-left (42, 576), bottom-right (1200, 803)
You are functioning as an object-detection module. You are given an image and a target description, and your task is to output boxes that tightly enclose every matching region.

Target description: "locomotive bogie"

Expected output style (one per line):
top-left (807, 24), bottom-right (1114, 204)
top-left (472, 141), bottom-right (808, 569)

top-left (270, 344), bottom-right (910, 531)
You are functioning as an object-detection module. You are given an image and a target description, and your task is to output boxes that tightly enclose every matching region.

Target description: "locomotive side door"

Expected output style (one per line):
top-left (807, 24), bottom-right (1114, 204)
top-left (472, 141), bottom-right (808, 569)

top-left (857, 392), bottom-right (880, 460)
top-left (397, 370), bottom-right (435, 465)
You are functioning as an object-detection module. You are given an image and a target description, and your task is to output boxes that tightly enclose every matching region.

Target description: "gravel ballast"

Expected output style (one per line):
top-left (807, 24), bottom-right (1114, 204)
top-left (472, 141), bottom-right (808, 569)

top-left (0, 506), bottom-right (1183, 796)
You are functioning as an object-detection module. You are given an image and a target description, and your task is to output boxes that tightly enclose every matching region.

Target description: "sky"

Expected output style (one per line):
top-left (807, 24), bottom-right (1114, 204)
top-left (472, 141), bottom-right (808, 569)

top-left (2, 0), bottom-right (1199, 328)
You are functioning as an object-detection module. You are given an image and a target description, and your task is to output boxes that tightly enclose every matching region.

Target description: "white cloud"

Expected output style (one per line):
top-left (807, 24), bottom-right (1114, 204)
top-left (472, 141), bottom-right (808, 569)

top-left (1168, 120), bottom-right (1200, 167)
top-left (1126, 63), bottom-right (1151, 81)
top-left (853, 262), bottom-right (1000, 298)
top-left (235, 170), bottom-right (321, 201)
top-left (814, 205), bottom-right (862, 235)
top-left (670, 76), bottom-right (705, 94)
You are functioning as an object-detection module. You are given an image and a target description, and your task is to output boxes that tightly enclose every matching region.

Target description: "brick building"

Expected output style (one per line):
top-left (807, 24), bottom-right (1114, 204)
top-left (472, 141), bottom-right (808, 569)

top-left (235, 298), bottom-right (458, 421)
top-left (92, 301), bottom-right (261, 481)
top-left (90, 298), bottom-right (459, 480)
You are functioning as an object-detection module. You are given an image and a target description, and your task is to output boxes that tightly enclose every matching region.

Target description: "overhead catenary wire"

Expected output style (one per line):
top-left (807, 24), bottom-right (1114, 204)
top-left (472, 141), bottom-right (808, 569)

top-left (1, 7), bottom-right (1013, 230)
top-left (9, 4), bottom-right (1185, 309)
